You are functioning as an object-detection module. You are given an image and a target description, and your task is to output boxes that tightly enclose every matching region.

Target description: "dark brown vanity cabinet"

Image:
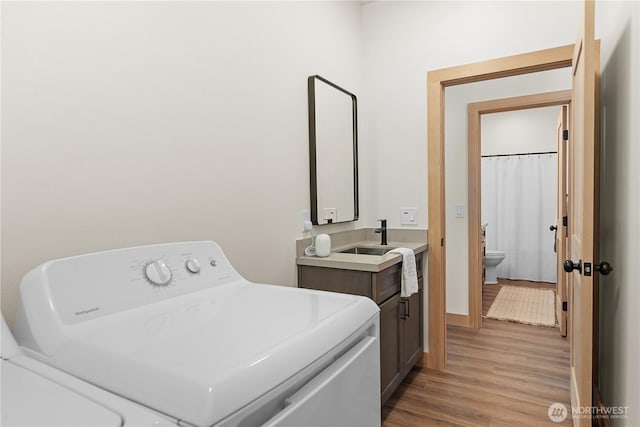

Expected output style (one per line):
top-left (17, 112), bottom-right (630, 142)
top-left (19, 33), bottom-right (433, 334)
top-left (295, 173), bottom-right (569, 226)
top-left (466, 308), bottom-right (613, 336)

top-left (379, 277), bottom-right (423, 403)
top-left (379, 292), bottom-right (401, 401)
top-left (400, 278), bottom-right (423, 377)
top-left (297, 253), bottom-right (423, 404)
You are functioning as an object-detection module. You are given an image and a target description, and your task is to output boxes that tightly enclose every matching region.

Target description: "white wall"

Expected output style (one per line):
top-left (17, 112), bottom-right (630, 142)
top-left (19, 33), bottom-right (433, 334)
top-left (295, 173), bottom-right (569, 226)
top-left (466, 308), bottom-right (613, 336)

top-left (0, 1), bottom-right (372, 326)
top-left (361, 1), bottom-right (579, 315)
top-left (481, 106), bottom-right (561, 156)
top-left (361, 1), bottom-right (580, 227)
top-left (596, 1), bottom-right (640, 424)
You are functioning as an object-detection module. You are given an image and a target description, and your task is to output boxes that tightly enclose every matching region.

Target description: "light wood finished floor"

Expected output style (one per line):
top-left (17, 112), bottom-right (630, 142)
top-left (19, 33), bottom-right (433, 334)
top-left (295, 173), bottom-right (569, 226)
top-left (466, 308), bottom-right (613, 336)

top-left (382, 279), bottom-right (570, 426)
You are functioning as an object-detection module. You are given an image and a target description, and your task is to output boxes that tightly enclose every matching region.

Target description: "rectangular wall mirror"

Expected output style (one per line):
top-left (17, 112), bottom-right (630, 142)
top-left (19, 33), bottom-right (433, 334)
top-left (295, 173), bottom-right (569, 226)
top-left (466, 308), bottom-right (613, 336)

top-left (308, 75), bottom-right (358, 225)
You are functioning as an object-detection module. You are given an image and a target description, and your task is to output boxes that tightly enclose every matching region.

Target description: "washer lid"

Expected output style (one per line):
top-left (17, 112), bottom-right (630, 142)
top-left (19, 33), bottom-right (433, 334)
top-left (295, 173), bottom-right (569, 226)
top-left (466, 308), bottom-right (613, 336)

top-left (23, 282), bottom-right (377, 427)
top-left (1, 360), bottom-right (122, 427)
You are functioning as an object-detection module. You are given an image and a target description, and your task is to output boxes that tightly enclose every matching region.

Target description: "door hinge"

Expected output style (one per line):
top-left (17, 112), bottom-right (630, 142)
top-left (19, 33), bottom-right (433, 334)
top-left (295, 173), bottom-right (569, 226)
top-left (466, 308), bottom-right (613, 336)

top-left (562, 301), bottom-right (568, 312)
top-left (563, 129), bottom-right (569, 141)
top-left (562, 216), bottom-right (568, 227)
top-left (441, 238), bottom-right (444, 247)
top-left (584, 262), bottom-right (592, 277)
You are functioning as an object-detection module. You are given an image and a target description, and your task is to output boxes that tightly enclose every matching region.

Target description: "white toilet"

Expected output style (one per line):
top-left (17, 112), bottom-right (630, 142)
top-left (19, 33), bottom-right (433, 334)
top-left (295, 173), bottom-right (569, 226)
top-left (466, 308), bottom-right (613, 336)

top-left (484, 250), bottom-right (505, 284)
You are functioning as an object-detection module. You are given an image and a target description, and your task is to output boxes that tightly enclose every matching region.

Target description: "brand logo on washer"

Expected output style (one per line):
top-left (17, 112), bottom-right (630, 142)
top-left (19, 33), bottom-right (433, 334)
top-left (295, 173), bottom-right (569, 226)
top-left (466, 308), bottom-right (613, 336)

top-left (74, 307), bottom-right (100, 317)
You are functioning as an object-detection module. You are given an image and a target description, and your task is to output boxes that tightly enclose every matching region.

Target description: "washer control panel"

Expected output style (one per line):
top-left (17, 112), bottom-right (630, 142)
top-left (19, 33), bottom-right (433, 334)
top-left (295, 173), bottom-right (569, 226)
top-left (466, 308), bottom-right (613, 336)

top-left (36, 241), bottom-right (243, 325)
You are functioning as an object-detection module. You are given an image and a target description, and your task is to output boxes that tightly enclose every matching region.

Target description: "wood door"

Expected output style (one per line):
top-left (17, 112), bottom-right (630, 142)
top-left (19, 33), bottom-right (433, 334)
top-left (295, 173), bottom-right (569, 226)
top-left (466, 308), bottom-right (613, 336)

top-left (568, 1), bottom-right (600, 423)
top-left (556, 105), bottom-right (569, 337)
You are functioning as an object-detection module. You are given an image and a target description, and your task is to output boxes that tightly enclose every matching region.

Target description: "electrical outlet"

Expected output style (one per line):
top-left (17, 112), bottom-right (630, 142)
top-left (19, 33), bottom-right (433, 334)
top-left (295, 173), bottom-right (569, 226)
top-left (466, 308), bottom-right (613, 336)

top-left (323, 208), bottom-right (337, 223)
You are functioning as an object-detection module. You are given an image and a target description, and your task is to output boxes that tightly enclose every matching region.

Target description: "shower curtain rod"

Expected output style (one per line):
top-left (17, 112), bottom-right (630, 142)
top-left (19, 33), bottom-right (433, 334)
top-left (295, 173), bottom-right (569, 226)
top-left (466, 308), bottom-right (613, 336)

top-left (481, 151), bottom-right (557, 158)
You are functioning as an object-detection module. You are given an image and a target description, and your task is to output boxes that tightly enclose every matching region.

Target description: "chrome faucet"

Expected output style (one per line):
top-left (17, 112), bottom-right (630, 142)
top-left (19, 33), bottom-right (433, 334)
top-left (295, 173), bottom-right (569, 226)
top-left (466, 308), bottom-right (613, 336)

top-left (375, 219), bottom-right (388, 245)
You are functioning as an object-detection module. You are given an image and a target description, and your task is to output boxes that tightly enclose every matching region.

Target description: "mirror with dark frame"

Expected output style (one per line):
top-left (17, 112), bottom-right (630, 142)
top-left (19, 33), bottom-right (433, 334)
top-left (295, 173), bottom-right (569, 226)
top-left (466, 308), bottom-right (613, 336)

top-left (308, 75), bottom-right (358, 225)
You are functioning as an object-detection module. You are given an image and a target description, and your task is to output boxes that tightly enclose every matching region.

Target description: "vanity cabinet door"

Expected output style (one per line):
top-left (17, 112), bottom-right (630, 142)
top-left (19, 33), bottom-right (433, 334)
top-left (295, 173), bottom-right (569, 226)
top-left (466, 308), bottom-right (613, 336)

top-left (379, 293), bottom-right (402, 404)
top-left (400, 278), bottom-right (423, 376)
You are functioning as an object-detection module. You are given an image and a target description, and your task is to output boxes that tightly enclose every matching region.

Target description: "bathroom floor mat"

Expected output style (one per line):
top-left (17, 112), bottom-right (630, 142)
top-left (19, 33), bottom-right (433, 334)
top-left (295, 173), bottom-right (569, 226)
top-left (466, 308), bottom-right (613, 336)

top-left (485, 285), bottom-right (556, 327)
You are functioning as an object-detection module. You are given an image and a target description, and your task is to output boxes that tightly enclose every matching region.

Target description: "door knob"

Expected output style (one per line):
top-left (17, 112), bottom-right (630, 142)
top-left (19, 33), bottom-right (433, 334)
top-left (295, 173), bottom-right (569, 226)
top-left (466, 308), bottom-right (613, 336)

top-left (595, 262), bottom-right (613, 276)
top-left (563, 259), bottom-right (582, 273)
top-left (550, 225), bottom-right (557, 231)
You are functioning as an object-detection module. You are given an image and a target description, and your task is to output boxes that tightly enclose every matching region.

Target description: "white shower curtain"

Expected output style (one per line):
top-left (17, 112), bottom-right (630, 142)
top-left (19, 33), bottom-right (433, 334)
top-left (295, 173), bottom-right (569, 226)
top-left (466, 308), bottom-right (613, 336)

top-left (481, 153), bottom-right (557, 283)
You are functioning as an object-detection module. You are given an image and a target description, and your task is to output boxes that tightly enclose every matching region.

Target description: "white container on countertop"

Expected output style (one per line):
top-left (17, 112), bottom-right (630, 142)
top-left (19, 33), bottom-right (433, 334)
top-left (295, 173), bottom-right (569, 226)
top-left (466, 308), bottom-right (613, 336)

top-left (315, 234), bottom-right (331, 257)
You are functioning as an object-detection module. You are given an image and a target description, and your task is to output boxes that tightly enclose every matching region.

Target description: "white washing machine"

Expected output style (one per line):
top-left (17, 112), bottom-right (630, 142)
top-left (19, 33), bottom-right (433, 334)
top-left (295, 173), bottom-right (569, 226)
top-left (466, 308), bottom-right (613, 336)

top-left (1, 315), bottom-right (176, 426)
top-left (13, 241), bottom-right (380, 427)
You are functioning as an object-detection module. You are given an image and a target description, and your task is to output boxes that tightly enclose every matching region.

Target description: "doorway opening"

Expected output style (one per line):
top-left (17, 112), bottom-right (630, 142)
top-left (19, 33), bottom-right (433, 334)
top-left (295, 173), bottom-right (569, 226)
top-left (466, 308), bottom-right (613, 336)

top-left (426, 3), bottom-right (600, 423)
top-left (425, 45), bottom-right (574, 371)
top-left (467, 91), bottom-right (572, 330)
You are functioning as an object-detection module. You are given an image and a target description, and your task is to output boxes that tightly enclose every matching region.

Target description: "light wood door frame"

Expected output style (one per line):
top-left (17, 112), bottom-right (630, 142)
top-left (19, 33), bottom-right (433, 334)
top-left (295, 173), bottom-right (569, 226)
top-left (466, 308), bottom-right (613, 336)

top-left (427, 44), bottom-right (574, 370)
top-left (556, 105), bottom-right (570, 337)
top-left (467, 91), bottom-right (572, 329)
top-left (569, 1), bottom-right (600, 422)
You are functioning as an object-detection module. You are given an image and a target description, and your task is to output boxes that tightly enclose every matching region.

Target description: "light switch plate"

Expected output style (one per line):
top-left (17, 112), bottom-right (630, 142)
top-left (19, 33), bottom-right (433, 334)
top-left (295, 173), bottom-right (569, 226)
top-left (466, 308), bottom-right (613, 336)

top-left (400, 207), bottom-right (418, 225)
top-left (455, 204), bottom-right (465, 218)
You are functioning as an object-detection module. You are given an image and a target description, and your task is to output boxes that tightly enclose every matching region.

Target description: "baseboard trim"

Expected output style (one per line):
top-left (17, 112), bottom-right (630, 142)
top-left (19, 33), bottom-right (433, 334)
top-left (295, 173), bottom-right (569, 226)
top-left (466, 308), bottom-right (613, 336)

top-left (417, 351), bottom-right (429, 368)
top-left (447, 313), bottom-right (471, 327)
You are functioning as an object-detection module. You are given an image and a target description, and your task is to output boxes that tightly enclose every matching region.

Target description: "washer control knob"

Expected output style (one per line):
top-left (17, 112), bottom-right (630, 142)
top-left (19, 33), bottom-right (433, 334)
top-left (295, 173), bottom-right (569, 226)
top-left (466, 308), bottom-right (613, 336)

top-left (185, 258), bottom-right (201, 274)
top-left (145, 260), bottom-right (172, 286)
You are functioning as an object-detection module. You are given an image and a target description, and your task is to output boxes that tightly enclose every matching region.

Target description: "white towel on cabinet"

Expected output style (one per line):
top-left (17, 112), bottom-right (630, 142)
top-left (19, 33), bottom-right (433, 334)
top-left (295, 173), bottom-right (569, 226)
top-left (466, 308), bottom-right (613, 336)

top-left (389, 247), bottom-right (418, 297)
